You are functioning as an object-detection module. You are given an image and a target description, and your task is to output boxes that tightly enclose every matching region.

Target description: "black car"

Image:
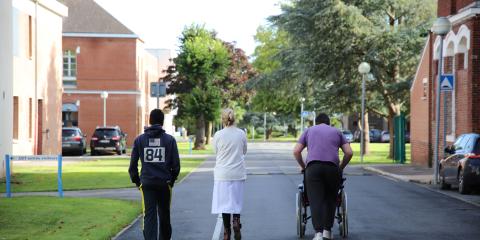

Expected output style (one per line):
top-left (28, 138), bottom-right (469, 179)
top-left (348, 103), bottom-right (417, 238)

top-left (342, 130), bottom-right (353, 143)
top-left (90, 126), bottom-right (127, 155)
top-left (440, 133), bottom-right (480, 194)
top-left (369, 129), bottom-right (382, 143)
top-left (62, 127), bottom-right (87, 156)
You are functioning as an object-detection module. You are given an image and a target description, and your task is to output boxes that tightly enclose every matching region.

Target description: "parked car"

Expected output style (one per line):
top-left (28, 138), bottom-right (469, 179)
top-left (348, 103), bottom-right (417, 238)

top-left (369, 129), bottom-right (382, 143)
top-left (381, 131), bottom-right (390, 143)
top-left (440, 133), bottom-right (480, 194)
top-left (342, 130), bottom-right (353, 143)
top-left (90, 126), bottom-right (127, 155)
top-left (62, 127), bottom-right (87, 156)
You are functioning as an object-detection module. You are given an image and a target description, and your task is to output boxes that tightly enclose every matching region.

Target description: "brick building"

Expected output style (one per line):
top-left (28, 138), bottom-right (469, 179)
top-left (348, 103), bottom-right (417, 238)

top-left (411, 0), bottom-right (480, 166)
top-left (61, 0), bottom-right (173, 146)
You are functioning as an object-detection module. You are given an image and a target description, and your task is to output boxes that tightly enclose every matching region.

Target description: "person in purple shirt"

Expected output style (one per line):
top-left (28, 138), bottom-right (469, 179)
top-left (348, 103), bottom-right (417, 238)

top-left (293, 113), bottom-right (353, 240)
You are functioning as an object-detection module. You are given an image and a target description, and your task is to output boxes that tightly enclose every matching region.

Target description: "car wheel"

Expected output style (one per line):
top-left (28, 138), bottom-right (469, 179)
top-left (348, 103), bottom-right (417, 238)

top-left (458, 169), bottom-right (471, 195)
top-left (116, 149), bottom-right (122, 155)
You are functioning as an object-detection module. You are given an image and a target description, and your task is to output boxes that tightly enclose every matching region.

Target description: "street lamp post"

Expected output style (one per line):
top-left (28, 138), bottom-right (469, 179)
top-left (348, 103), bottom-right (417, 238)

top-left (432, 17), bottom-right (452, 185)
top-left (358, 62), bottom-right (371, 164)
top-left (300, 97), bottom-right (305, 134)
top-left (100, 91), bottom-right (109, 127)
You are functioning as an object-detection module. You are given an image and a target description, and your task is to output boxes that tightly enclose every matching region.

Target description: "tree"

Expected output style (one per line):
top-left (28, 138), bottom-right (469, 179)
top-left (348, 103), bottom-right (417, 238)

top-left (217, 42), bottom-right (256, 107)
top-left (270, 0), bottom-right (435, 157)
top-left (250, 25), bottom-right (306, 139)
top-left (203, 42), bottom-right (256, 144)
top-left (165, 25), bottom-right (230, 150)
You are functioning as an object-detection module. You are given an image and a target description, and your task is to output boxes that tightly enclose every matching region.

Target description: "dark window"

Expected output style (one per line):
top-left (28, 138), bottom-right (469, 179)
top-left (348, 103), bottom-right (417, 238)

top-left (473, 139), bottom-right (480, 155)
top-left (451, 0), bottom-right (457, 15)
top-left (94, 129), bottom-right (119, 137)
top-left (62, 129), bottom-right (78, 137)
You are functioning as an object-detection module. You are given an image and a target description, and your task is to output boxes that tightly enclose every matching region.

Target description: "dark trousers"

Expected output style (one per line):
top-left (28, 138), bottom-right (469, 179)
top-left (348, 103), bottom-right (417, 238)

top-left (140, 183), bottom-right (172, 240)
top-left (305, 161), bottom-right (341, 232)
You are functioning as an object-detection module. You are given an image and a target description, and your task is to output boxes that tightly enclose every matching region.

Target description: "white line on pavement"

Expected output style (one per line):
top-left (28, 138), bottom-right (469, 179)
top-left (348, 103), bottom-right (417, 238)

top-left (211, 214), bottom-right (223, 240)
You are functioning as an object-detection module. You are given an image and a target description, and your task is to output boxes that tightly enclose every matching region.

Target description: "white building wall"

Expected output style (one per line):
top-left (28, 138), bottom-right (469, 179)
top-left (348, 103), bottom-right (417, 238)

top-left (11, 0), bottom-right (67, 155)
top-left (0, 0), bottom-right (14, 178)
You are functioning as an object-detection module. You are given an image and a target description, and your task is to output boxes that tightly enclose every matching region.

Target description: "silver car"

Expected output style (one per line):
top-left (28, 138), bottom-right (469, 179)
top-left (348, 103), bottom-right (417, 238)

top-left (62, 127), bottom-right (87, 156)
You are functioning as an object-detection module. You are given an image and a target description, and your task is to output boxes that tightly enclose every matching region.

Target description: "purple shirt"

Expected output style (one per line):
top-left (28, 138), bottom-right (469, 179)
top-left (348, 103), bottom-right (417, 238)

top-left (298, 124), bottom-right (348, 166)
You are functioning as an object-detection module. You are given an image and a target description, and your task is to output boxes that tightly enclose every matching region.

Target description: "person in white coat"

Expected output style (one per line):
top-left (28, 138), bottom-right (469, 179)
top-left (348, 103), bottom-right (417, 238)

top-left (212, 108), bottom-right (247, 240)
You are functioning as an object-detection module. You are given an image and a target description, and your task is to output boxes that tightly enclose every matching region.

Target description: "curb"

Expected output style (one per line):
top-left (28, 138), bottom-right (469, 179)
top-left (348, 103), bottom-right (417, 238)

top-left (416, 183), bottom-right (480, 208)
top-left (111, 215), bottom-right (142, 240)
top-left (363, 166), bottom-right (480, 208)
top-left (362, 166), bottom-right (411, 182)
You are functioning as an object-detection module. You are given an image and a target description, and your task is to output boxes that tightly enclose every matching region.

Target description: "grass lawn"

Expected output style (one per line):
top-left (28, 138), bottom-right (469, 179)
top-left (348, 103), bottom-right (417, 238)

top-left (346, 143), bottom-right (411, 164)
top-left (0, 157), bottom-right (205, 193)
top-left (177, 141), bottom-right (213, 154)
top-left (0, 196), bottom-right (140, 240)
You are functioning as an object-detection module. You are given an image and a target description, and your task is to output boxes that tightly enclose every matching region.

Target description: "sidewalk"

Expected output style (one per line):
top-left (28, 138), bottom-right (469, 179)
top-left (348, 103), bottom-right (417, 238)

top-left (363, 164), bottom-right (480, 207)
top-left (363, 164), bottom-right (433, 184)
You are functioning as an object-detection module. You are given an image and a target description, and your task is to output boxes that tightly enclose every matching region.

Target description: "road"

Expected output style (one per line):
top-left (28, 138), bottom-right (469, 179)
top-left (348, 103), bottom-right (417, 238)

top-left (117, 142), bottom-right (480, 240)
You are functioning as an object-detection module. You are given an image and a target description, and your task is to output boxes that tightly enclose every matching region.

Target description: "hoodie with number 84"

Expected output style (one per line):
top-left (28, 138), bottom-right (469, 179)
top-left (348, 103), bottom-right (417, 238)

top-left (129, 125), bottom-right (180, 187)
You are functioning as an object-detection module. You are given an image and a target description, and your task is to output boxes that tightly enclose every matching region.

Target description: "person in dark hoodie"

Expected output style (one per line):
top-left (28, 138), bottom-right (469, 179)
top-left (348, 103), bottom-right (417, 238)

top-left (129, 109), bottom-right (180, 240)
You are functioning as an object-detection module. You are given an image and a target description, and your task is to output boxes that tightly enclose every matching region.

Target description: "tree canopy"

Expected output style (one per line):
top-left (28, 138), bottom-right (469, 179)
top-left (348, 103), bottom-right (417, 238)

top-left (251, 0), bottom-right (435, 155)
top-left (165, 24), bottom-right (230, 149)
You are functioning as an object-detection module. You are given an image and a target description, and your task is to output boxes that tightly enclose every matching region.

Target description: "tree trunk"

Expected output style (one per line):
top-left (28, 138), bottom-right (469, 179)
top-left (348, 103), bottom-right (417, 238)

top-left (288, 124), bottom-right (298, 138)
top-left (266, 128), bottom-right (273, 140)
top-left (358, 112), bottom-right (370, 155)
top-left (194, 114), bottom-right (206, 150)
top-left (388, 114), bottom-right (394, 159)
top-left (205, 121), bottom-right (213, 145)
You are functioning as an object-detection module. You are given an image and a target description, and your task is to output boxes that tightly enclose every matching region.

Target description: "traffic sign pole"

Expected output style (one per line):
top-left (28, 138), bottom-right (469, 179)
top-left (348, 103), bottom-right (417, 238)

top-left (57, 155), bottom-right (63, 198)
top-left (5, 155), bottom-right (11, 198)
top-left (433, 39), bottom-right (445, 185)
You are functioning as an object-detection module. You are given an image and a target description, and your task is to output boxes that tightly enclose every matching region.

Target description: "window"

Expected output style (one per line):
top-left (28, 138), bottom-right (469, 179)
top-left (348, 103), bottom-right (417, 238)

top-left (13, 97), bottom-right (19, 139)
top-left (454, 135), bottom-right (464, 147)
top-left (28, 15), bottom-right (32, 59)
top-left (422, 78), bottom-right (428, 100)
top-left (63, 50), bottom-right (77, 87)
top-left (474, 139), bottom-right (480, 155)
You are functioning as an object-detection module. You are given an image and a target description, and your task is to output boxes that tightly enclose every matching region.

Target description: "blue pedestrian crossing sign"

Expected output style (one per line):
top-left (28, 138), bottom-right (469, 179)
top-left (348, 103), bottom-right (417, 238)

top-left (440, 75), bottom-right (454, 92)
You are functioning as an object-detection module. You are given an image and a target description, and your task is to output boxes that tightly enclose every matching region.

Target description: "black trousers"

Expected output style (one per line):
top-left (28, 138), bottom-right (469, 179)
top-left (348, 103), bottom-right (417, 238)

top-left (140, 183), bottom-right (172, 240)
top-left (305, 161), bottom-right (341, 232)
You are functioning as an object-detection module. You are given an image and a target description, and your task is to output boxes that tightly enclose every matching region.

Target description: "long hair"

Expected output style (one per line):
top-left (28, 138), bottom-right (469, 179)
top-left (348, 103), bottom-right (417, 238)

top-left (221, 108), bottom-right (235, 127)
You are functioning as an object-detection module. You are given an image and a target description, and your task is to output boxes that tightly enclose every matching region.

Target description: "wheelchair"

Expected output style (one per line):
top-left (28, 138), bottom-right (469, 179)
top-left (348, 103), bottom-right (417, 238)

top-left (296, 172), bottom-right (348, 238)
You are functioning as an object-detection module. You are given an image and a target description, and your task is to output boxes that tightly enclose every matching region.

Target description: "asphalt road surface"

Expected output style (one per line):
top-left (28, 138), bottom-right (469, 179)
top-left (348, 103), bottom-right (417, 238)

top-left (117, 142), bottom-right (480, 240)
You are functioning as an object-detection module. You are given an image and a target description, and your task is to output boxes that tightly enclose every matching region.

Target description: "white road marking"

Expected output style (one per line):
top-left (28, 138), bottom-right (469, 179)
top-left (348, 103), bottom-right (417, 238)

top-left (211, 214), bottom-right (223, 240)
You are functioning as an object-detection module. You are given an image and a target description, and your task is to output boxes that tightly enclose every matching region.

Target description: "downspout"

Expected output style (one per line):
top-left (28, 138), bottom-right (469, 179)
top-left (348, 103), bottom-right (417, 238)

top-left (34, 0), bottom-right (39, 154)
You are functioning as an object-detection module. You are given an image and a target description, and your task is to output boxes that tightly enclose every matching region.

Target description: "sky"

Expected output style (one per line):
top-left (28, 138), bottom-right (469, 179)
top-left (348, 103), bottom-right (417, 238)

top-left (94, 0), bottom-right (284, 56)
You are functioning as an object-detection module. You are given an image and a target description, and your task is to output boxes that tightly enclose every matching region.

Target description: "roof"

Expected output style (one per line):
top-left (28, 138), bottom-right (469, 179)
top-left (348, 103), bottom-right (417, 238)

top-left (61, 0), bottom-right (136, 35)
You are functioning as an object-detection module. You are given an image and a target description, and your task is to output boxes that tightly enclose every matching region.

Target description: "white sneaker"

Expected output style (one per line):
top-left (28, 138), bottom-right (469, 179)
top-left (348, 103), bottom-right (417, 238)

top-left (312, 232), bottom-right (323, 240)
top-left (323, 229), bottom-right (333, 239)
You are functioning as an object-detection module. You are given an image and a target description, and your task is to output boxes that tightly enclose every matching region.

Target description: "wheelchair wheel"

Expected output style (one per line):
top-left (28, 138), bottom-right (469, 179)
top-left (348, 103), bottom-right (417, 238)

top-left (340, 191), bottom-right (348, 238)
top-left (296, 192), bottom-right (306, 238)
